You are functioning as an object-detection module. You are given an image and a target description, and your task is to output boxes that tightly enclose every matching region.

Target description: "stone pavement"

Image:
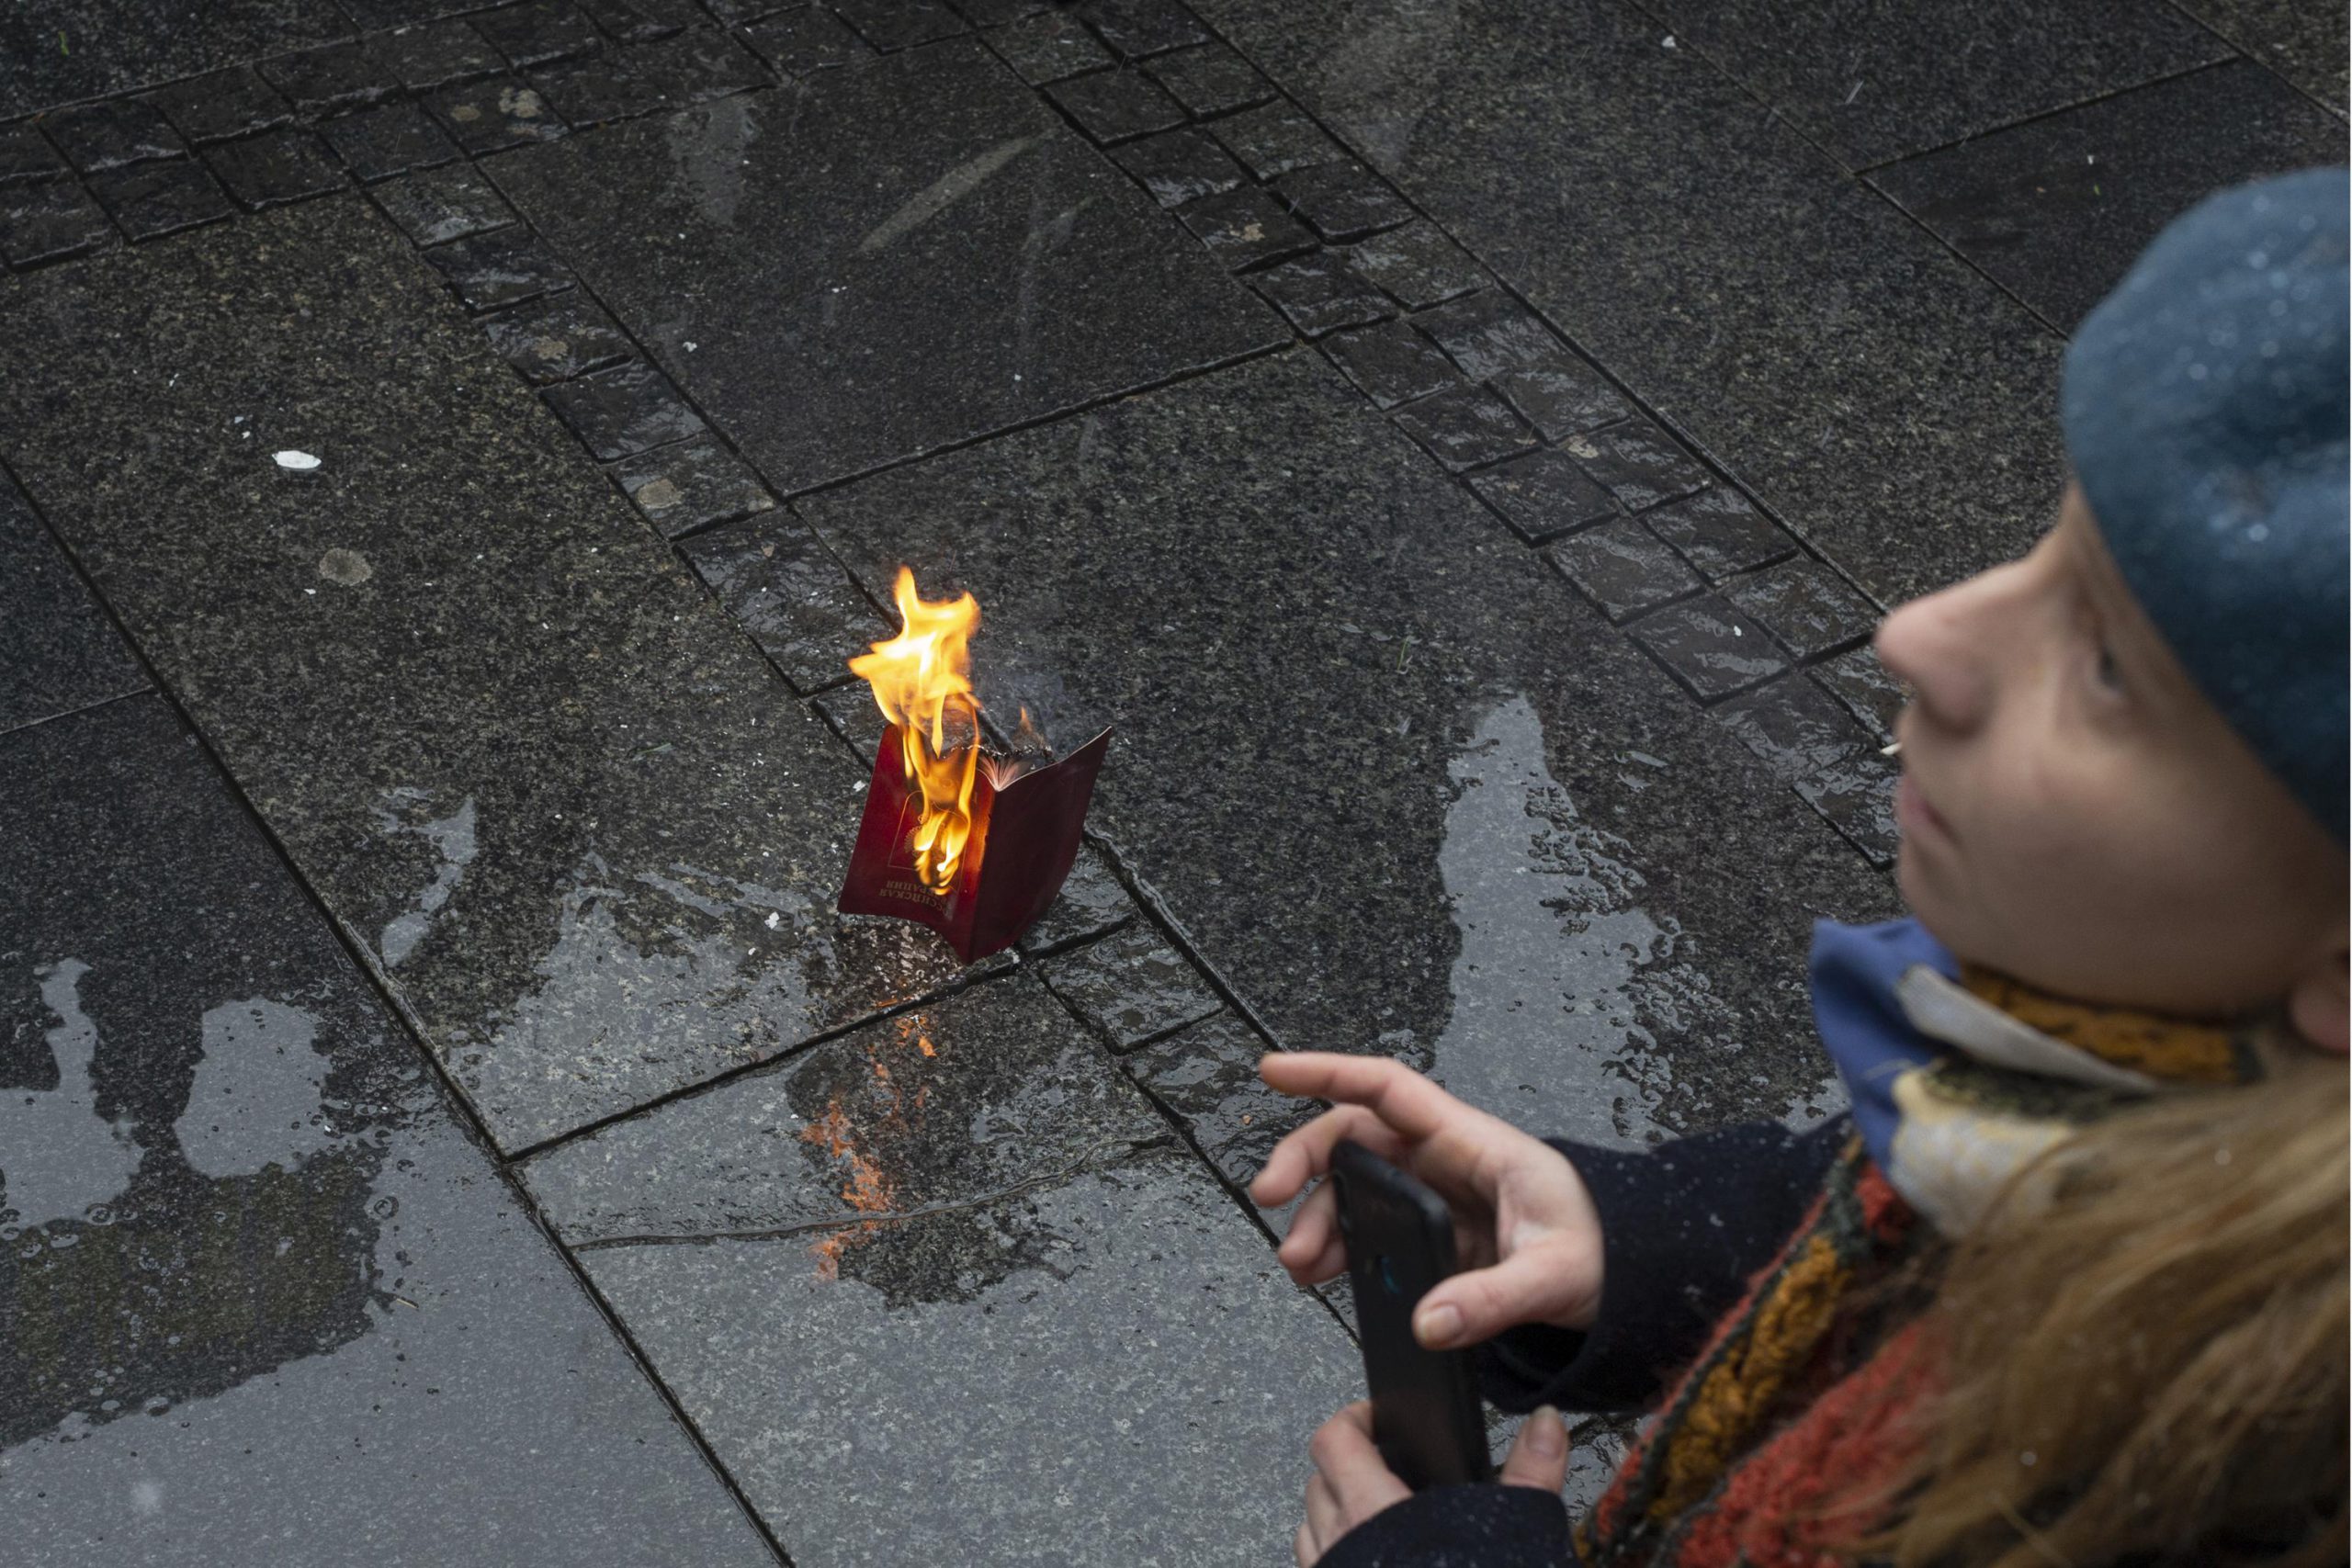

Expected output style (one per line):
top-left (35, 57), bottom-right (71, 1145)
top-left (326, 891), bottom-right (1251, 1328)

top-left (0, 1), bottom-right (2338, 1561)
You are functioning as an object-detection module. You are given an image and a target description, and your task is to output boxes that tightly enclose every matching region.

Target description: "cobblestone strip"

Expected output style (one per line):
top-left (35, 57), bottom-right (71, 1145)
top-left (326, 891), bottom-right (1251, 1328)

top-left (970, 0), bottom-right (1912, 869)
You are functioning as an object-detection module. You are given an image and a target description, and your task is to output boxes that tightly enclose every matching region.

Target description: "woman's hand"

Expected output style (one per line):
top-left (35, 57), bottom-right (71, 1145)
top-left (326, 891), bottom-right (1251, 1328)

top-left (1295, 1402), bottom-right (1571, 1566)
top-left (1253, 1054), bottom-right (1604, 1348)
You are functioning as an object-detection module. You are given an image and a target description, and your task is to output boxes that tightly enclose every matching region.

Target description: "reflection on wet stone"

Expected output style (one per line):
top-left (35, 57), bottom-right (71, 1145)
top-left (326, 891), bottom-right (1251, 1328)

top-left (1145, 41), bottom-right (1274, 117)
top-left (543, 358), bottom-right (708, 459)
top-left (1250, 249), bottom-right (1396, 337)
top-left (1562, 419), bottom-right (1712, 512)
top-left (424, 75), bottom-right (570, 153)
top-left (1794, 747), bottom-right (1903, 867)
top-left (1714, 675), bottom-right (1872, 781)
top-left (379, 18), bottom-right (505, 91)
top-left (43, 99), bottom-right (187, 174)
top-left (989, 9), bottom-right (1114, 84)
top-left (86, 161), bottom-right (234, 242)
top-left (523, 971), bottom-right (1166, 1252)
top-left (0, 197), bottom-right (982, 1149)
top-left (1127, 1013), bottom-right (1306, 1190)
top-left (682, 513), bottom-right (883, 691)
top-left (1491, 358), bottom-right (1632, 443)
top-left (1629, 594), bottom-right (1788, 702)
top-left (1641, 484), bottom-right (1796, 581)
top-left (0, 697), bottom-right (774, 1563)
top-left (481, 289), bottom-right (636, 383)
top-left (0, 183), bottom-right (117, 269)
top-left (1470, 446), bottom-right (1620, 543)
top-left (260, 41), bottom-right (400, 118)
top-left (1345, 221), bottom-right (1487, 310)
top-left (1722, 556), bottom-right (1881, 660)
top-left (811, 682), bottom-right (888, 765)
top-left (1042, 922), bottom-right (1226, 1052)
top-left (204, 129), bottom-right (346, 210)
top-left (147, 67), bottom-right (295, 146)
top-left (1391, 382), bottom-right (1537, 471)
top-left (1017, 843), bottom-right (1137, 955)
top-left (1813, 645), bottom-right (1908, 743)
top-left (1271, 160), bottom-right (1413, 243)
top-left (1548, 517), bottom-right (1705, 623)
top-left (371, 161), bottom-right (518, 244)
top-left (831, 0), bottom-right (968, 51)
top-left (1178, 185), bottom-right (1317, 270)
top-left (1111, 127), bottom-right (1247, 208)
top-left (800, 353), bottom-right (1894, 1131)
top-left (321, 100), bottom-right (463, 182)
top-left (1208, 100), bottom-right (1345, 181)
top-left (0, 126), bottom-right (65, 186)
top-left (424, 223), bottom-right (577, 310)
top-left (526, 52), bottom-right (673, 126)
top-left (1078, 0), bottom-right (1212, 59)
top-left (616, 436), bottom-right (778, 535)
top-left (621, 28), bottom-right (776, 101)
top-left (1320, 319), bottom-right (1464, 409)
top-left (565, 1148), bottom-right (1355, 1566)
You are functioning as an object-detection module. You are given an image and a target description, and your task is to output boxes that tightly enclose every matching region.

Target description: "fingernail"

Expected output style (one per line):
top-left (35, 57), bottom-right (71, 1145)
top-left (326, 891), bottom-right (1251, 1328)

top-left (1415, 1303), bottom-right (1462, 1348)
top-left (1528, 1406), bottom-right (1566, 1459)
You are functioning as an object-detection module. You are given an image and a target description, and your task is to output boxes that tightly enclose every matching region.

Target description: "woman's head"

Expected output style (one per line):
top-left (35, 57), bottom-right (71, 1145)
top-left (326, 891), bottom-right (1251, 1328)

top-left (1873, 480), bottom-right (2347, 1046)
top-left (1873, 165), bottom-right (2348, 1047)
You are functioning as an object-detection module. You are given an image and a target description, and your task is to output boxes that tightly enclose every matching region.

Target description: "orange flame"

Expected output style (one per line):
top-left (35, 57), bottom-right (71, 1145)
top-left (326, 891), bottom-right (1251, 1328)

top-left (848, 568), bottom-right (983, 894)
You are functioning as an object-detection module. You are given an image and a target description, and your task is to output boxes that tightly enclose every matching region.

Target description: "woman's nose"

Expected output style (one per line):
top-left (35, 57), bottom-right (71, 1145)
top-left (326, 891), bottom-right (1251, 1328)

top-left (1873, 571), bottom-right (2011, 735)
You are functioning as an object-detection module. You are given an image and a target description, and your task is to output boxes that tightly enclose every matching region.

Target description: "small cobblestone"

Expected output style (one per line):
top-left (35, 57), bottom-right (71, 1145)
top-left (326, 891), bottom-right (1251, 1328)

top-left (1468, 447), bottom-right (1619, 542)
top-left (423, 225), bottom-right (577, 310)
top-left (260, 40), bottom-right (400, 117)
top-left (1342, 220), bottom-right (1486, 310)
top-left (1628, 594), bottom-right (1788, 701)
top-left (322, 102), bottom-right (462, 182)
top-left (1713, 674), bottom-right (1872, 780)
top-left (206, 130), bottom-right (345, 209)
top-left (1548, 516), bottom-right (1705, 622)
top-left (1077, 0), bottom-right (1211, 59)
top-left (0, 182), bottom-right (117, 267)
top-left (1111, 128), bottom-right (1245, 208)
top-left (379, 19), bottom-right (506, 91)
top-left (1794, 748), bottom-right (1901, 866)
top-left (740, 7), bottom-right (865, 77)
top-left (1126, 1014), bottom-right (1306, 1191)
top-left (474, 1), bottom-right (605, 69)
top-left (543, 360), bottom-right (708, 460)
top-left (1721, 558), bottom-right (1881, 660)
top-left (1391, 383), bottom-right (1537, 471)
top-left (87, 160), bottom-right (235, 241)
top-left (616, 438), bottom-right (779, 537)
top-left (529, 54), bottom-right (673, 125)
top-left (1269, 161), bottom-right (1411, 243)
top-left (831, 0), bottom-right (967, 51)
top-left (989, 9), bottom-right (1114, 83)
top-left (1412, 289), bottom-right (1565, 381)
top-left (424, 76), bottom-right (571, 154)
top-left (0, 126), bottom-right (64, 186)
top-left (1640, 485), bottom-right (1796, 581)
top-left (1490, 359), bottom-right (1630, 442)
top-left (146, 68), bottom-right (292, 145)
top-left (576, 0), bottom-right (686, 42)
top-left (1561, 418), bottom-right (1711, 511)
top-left (1017, 845), bottom-right (1137, 956)
top-left (1205, 101), bottom-right (1343, 181)
top-left (1249, 251), bottom-right (1393, 336)
top-left (482, 292), bottom-right (637, 384)
top-left (682, 515), bottom-right (880, 690)
top-left (1177, 186), bottom-right (1315, 270)
top-left (624, 29), bottom-right (775, 101)
top-left (43, 99), bottom-right (187, 174)
top-left (1144, 42), bottom-right (1273, 117)
top-left (1812, 646), bottom-right (1908, 744)
top-left (373, 162), bottom-right (518, 246)
top-left (1048, 69), bottom-right (1189, 144)
top-left (1319, 320), bottom-right (1464, 409)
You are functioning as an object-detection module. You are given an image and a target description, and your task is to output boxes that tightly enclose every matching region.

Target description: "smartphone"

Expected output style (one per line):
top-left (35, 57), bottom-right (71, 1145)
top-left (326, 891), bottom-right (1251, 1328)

top-left (1329, 1139), bottom-right (1494, 1490)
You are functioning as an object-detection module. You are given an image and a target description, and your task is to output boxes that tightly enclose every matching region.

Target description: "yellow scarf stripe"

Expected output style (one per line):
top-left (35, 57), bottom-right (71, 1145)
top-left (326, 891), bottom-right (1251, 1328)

top-left (1645, 1230), bottom-right (1854, 1524)
top-left (1958, 963), bottom-right (2245, 1085)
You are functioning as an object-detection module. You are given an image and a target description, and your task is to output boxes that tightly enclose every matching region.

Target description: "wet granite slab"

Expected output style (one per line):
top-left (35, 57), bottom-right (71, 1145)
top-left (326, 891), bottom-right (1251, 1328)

top-left (526, 983), bottom-right (1353, 1566)
top-left (0, 4), bottom-right (348, 120)
top-left (2177, 0), bottom-right (2349, 111)
top-left (0, 474), bottom-right (144, 734)
top-left (1868, 61), bottom-right (2346, 332)
top-left (1638, 0), bottom-right (2226, 169)
top-left (0, 197), bottom-right (982, 1152)
top-left (490, 39), bottom-right (1278, 494)
top-left (1196, 0), bottom-right (2069, 606)
top-left (801, 351), bottom-right (1889, 1145)
top-left (0, 695), bottom-right (773, 1565)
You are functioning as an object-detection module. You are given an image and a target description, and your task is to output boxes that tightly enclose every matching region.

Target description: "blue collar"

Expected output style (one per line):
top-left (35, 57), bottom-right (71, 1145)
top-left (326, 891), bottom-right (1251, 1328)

top-left (1808, 917), bottom-right (1962, 1171)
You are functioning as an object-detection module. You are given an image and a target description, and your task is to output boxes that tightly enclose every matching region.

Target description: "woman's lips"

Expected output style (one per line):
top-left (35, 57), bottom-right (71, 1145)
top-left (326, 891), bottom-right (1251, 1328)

top-left (1895, 770), bottom-right (1953, 841)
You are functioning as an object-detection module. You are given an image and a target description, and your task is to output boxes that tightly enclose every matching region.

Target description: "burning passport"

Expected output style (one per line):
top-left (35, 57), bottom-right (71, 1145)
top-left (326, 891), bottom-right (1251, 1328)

top-left (835, 568), bottom-right (1110, 963)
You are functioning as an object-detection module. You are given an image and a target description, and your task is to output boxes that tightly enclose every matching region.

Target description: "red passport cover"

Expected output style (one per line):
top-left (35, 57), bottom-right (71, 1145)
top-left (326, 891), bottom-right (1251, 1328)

top-left (836, 725), bottom-right (1112, 963)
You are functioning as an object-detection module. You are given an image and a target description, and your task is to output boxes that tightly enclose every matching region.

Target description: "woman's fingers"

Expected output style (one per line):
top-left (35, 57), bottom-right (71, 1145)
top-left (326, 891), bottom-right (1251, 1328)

top-left (1414, 1229), bottom-right (1602, 1347)
top-left (1303, 1472), bottom-right (1344, 1554)
top-left (1497, 1406), bottom-right (1571, 1494)
top-left (1274, 1182), bottom-right (1349, 1283)
top-left (1260, 1054), bottom-right (1485, 1145)
top-left (1307, 1401), bottom-right (1412, 1521)
top-left (1250, 1102), bottom-right (1409, 1207)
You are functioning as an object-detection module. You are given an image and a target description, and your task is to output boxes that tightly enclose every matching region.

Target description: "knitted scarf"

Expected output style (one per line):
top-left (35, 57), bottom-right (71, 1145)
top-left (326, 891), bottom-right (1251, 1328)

top-left (1570, 919), bottom-right (2267, 1568)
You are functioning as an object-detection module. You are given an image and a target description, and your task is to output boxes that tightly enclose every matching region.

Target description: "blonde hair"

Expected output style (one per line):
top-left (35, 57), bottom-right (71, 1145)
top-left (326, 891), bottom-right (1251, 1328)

top-left (1848, 1023), bottom-right (2347, 1565)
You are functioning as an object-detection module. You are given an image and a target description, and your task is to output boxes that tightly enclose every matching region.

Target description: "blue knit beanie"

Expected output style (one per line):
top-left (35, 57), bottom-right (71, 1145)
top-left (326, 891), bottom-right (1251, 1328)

top-left (2061, 166), bottom-right (2349, 845)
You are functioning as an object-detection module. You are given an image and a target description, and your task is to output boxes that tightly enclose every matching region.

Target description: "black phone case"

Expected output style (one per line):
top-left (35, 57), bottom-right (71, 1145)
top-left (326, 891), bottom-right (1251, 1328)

top-left (1330, 1140), bottom-right (1494, 1490)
